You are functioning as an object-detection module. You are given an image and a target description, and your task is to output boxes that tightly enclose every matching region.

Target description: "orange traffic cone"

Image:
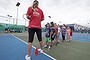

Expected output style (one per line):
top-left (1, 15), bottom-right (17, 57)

top-left (34, 48), bottom-right (38, 55)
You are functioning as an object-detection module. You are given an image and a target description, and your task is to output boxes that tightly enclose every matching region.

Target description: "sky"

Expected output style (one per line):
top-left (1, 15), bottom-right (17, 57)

top-left (0, 0), bottom-right (90, 27)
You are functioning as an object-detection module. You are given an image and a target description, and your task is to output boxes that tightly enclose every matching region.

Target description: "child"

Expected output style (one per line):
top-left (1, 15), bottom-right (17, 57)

top-left (70, 28), bottom-right (72, 41)
top-left (50, 22), bottom-right (56, 46)
top-left (66, 27), bottom-right (72, 41)
top-left (54, 23), bottom-right (60, 45)
top-left (44, 23), bottom-right (51, 50)
top-left (66, 27), bottom-right (71, 41)
top-left (61, 24), bottom-right (66, 42)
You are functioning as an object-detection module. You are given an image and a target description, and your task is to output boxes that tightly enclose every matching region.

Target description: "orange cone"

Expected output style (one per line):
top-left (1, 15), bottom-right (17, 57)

top-left (34, 48), bottom-right (38, 55)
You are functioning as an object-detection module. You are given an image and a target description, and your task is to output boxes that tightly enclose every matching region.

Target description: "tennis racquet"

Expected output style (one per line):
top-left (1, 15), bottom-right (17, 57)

top-left (22, 14), bottom-right (29, 22)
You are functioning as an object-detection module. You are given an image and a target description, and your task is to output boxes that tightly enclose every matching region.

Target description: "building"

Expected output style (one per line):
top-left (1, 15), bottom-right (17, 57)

top-left (66, 23), bottom-right (90, 33)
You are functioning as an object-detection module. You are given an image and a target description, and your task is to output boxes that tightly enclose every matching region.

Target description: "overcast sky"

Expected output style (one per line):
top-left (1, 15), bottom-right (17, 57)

top-left (0, 0), bottom-right (90, 27)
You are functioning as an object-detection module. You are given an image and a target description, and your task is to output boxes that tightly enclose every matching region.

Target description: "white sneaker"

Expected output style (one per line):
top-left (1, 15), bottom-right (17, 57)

top-left (38, 49), bottom-right (43, 53)
top-left (48, 46), bottom-right (50, 49)
top-left (40, 49), bottom-right (43, 53)
top-left (48, 46), bottom-right (51, 50)
top-left (25, 55), bottom-right (31, 60)
top-left (44, 45), bottom-right (47, 48)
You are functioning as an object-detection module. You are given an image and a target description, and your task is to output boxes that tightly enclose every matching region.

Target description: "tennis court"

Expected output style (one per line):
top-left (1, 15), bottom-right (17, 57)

top-left (0, 32), bottom-right (90, 60)
top-left (0, 34), bottom-right (56, 60)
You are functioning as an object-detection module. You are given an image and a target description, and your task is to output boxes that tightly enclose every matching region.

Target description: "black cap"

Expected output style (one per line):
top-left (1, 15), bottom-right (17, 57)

top-left (33, 0), bottom-right (39, 4)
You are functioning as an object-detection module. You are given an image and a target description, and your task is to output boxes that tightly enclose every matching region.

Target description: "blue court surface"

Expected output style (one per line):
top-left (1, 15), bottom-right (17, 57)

top-left (72, 33), bottom-right (90, 42)
top-left (0, 34), bottom-right (56, 60)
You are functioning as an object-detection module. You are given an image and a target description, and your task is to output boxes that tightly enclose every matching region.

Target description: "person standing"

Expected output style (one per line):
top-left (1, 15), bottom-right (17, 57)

top-left (50, 22), bottom-right (56, 46)
top-left (66, 27), bottom-right (71, 41)
top-left (61, 24), bottom-right (66, 42)
top-left (44, 23), bottom-right (51, 50)
top-left (70, 28), bottom-right (73, 41)
top-left (54, 23), bottom-right (59, 45)
top-left (25, 0), bottom-right (44, 60)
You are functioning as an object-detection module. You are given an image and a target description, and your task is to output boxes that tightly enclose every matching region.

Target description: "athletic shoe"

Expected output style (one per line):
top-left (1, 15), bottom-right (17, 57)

top-left (48, 46), bottom-right (51, 50)
top-left (62, 40), bottom-right (64, 42)
top-left (38, 49), bottom-right (43, 53)
top-left (25, 55), bottom-right (31, 60)
top-left (48, 46), bottom-right (50, 49)
top-left (40, 49), bottom-right (43, 53)
top-left (55, 42), bottom-right (58, 46)
top-left (44, 45), bottom-right (47, 48)
top-left (51, 45), bottom-right (52, 47)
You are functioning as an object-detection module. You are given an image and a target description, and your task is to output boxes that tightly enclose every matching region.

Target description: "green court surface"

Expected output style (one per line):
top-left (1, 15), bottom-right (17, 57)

top-left (3, 32), bottom-right (90, 60)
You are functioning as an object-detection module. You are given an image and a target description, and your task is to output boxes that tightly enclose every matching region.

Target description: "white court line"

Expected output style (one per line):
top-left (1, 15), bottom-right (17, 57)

top-left (11, 34), bottom-right (57, 60)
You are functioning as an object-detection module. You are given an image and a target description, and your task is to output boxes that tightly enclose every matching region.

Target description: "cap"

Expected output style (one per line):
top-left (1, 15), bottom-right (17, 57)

top-left (33, 0), bottom-right (39, 4)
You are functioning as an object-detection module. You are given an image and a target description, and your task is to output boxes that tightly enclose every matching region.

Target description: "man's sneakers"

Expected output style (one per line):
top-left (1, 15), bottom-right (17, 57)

top-left (38, 49), bottom-right (43, 53)
top-left (25, 55), bottom-right (31, 60)
top-left (40, 49), bottom-right (43, 53)
top-left (25, 49), bottom-right (43, 60)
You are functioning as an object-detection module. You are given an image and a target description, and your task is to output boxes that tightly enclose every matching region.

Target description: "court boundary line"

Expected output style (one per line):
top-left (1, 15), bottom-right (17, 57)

top-left (11, 34), bottom-right (57, 60)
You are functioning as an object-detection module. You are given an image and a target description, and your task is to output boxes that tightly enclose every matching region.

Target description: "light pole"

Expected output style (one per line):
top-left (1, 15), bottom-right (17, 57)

top-left (13, 18), bottom-right (15, 25)
top-left (7, 15), bottom-right (12, 26)
top-left (6, 20), bottom-right (8, 27)
top-left (88, 23), bottom-right (89, 27)
top-left (87, 23), bottom-right (90, 33)
top-left (16, 2), bottom-right (20, 25)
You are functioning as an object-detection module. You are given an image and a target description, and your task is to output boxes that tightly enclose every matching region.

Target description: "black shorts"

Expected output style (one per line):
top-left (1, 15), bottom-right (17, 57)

top-left (51, 34), bottom-right (56, 41)
top-left (28, 28), bottom-right (42, 43)
top-left (51, 37), bottom-right (54, 41)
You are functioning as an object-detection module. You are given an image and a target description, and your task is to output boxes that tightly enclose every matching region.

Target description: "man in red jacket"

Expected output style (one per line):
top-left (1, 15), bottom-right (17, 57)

top-left (25, 0), bottom-right (44, 60)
